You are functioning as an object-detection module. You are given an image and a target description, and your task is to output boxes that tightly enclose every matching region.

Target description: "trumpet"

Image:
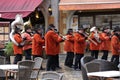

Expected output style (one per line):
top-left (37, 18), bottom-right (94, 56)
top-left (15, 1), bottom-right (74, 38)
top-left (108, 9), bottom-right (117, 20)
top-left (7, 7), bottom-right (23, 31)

top-left (82, 33), bottom-right (98, 46)
top-left (59, 34), bottom-right (67, 40)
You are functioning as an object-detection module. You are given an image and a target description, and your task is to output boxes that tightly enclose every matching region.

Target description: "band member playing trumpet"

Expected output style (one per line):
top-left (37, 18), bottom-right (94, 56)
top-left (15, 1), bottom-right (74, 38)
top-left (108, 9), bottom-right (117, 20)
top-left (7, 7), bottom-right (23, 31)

top-left (89, 26), bottom-right (101, 59)
top-left (22, 25), bottom-right (32, 60)
top-left (64, 28), bottom-right (74, 68)
top-left (45, 24), bottom-right (64, 71)
top-left (111, 26), bottom-right (120, 67)
top-left (74, 28), bottom-right (87, 70)
top-left (32, 27), bottom-right (45, 69)
top-left (100, 27), bottom-right (111, 60)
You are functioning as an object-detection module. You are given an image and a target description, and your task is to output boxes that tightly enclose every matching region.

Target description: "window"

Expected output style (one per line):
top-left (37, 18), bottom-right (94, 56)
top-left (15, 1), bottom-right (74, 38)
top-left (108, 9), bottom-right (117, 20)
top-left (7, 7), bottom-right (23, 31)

top-left (0, 22), bottom-right (10, 42)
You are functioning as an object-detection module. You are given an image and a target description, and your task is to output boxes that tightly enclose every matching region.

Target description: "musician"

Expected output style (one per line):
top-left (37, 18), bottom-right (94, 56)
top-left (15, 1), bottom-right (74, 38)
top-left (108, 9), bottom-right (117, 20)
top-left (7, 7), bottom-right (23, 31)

top-left (13, 26), bottom-right (24, 64)
top-left (32, 27), bottom-right (45, 59)
top-left (54, 29), bottom-right (63, 69)
top-left (45, 24), bottom-right (64, 71)
top-left (22, 25), bottom-right (32, 60)
top-left (111, 26), bottom-right (120, 67)
top-left (64, 28), bottom-right (74, 68)
top-left (32, 27), bottom-right (45, 70)
top-left (74, 28), bottom-right (87, 70)
top-left (89, 26), bottom-right (101, 59)
top-left (100, 27), bottom-right (111, 60)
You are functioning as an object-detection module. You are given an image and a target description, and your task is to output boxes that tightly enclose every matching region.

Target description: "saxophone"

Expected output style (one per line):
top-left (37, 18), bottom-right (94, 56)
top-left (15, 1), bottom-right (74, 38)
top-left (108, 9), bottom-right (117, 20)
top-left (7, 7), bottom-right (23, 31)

top-left (9, 14), bottom-right (24, 46)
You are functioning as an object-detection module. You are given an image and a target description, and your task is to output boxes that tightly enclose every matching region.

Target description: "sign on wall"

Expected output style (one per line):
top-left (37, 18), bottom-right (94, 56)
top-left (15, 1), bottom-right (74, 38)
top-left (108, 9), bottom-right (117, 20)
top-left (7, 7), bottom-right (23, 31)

top-left (71, 15), bottom-right (78, 31)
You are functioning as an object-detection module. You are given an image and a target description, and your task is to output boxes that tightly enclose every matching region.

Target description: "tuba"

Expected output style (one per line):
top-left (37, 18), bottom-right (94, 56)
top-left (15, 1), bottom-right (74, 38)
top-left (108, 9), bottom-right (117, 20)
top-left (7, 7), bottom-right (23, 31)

top-left (21, 17), bottom-right (32, 33)
top-left (9, 14), bottom-right (24, 46)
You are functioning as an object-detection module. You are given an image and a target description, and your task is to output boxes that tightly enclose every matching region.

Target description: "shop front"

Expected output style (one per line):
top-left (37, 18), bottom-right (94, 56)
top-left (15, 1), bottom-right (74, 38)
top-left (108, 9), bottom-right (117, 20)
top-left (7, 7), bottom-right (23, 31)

top-left (59, 0), bottom-right (120, 33)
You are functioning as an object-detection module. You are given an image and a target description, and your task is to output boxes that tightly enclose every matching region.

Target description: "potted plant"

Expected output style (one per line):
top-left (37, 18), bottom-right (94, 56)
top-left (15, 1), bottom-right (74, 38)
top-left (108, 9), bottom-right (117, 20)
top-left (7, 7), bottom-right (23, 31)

top-left (4, 42), bottom-right (14, 64)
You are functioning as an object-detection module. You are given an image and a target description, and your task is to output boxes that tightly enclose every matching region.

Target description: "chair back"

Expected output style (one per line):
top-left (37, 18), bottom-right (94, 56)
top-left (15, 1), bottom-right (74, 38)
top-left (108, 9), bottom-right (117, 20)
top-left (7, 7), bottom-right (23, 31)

top-left (0, 56), bottom-right (6, 78)
top-left (0, 56), bottom-right (5, 64)
top-left (17, 60), bottom-right (35, 80)
top-left (81, 56), bottom-right (95, 80)
top-left (30, 57), bottom-right (43, 79)
top-left (85, 62), bottom-right (100, 73)
top-left (90, 59), bottom-right (119, 71)
top-left (41, 71), bottom-right (63, 80)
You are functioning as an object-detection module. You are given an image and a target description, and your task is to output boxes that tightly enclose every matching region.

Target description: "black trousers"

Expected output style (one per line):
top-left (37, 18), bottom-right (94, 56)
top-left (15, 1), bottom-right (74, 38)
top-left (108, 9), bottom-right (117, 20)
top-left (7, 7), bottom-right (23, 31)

top-left (14, 54), bottom-right (22, 64)
top-left (101, 50), bottom-right (109, 60)
top-left (46, 55), bottom-right (56, 71)
top-left (24, 48), bottom-right (32, 60)
top-left (74, 54), bottom-right (84, 69)
top-left (55, 54), bottom-right (60, 67)
top-left (111, 55), bottom-right (119, 67)
top-left (64, 52), bottom-right (74, 67)
top-left (91, 50), bottom-right (99, 59)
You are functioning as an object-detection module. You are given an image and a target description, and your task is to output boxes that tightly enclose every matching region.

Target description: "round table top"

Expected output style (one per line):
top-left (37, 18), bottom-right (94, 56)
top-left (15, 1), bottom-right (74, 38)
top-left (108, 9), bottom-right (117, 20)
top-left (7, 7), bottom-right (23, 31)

top-left (118, 64), bottom-right (120, 68)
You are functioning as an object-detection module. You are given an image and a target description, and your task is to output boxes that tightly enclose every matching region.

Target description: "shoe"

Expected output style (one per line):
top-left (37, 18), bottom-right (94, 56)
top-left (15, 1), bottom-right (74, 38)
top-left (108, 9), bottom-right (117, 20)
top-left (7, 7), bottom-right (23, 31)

top-left (40, 67), bottom-right (45, 70)
top-left (74, 68), bottom-right (81, 71)
top-left (56, 66), bottom-right (62, 69)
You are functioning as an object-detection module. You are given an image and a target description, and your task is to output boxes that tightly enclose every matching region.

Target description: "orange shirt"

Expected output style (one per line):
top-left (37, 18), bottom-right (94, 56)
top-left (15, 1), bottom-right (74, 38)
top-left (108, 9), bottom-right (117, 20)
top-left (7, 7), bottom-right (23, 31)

top-left (89, 32), bottom-right (101, 50)
top-left (111, 35), bottom-right (120, 55)
top-left (45, 30), bottom-right (63, 55)
top-left (13, 33), bottom-right (23, 55)
top-left (32, 33), bottom-right (45, 56)
top-left (74, 32), bottom-right (86, 54)
top-left (22, 32), bottom-right (32, 50)
top-left (64, 34), bottom-right (74, 52)
top-left (99, 32), bottom-right (111, 51)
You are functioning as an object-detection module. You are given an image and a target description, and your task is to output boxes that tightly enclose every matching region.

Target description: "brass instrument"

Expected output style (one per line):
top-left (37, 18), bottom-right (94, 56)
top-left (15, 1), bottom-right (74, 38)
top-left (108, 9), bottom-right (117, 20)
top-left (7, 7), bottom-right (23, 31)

top-left (94, 31), bottom-right (101, 43)
top-left (82, 32), bottom-right (98, 46)
top-left (10, 14), bottom-right (24, 46)
top-left (90, 26), bottom-right (101, 45)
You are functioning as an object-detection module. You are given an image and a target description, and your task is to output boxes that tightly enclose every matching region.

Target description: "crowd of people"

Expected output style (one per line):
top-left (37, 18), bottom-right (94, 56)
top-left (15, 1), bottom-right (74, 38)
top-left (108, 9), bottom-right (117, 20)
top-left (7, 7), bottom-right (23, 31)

top-left (12, 24), bottom-right (120, 71)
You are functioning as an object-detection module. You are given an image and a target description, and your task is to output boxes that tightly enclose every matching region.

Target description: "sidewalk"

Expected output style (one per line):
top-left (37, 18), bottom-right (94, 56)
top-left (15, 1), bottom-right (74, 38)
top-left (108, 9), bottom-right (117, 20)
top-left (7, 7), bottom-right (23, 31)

top-left (38, 52), bottom-right (113, 80)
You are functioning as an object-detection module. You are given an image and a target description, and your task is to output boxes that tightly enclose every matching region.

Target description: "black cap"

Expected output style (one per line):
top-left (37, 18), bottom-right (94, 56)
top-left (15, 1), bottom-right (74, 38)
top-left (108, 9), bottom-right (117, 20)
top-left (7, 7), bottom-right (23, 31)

top-left (102, 27), bottom-right (110, 31)
top-left (78, 27), bottom-right (85, 31)
top-left (49, 24), bottom-right (55, 28)
top-left (113, 26), bottom-right (120, 32)
top-left (24, 25), bottom-right (31, 31)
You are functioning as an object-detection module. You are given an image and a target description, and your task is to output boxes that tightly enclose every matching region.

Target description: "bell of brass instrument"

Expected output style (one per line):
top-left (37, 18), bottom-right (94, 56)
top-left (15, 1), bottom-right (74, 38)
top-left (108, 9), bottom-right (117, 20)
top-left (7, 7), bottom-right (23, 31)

top-left (9, 14), bottom-right (24, 46)
top-left (94, 31), bottom-right (101, 43)
top-left (82, 32), bottom-right (98, 46)
top-left (90, 26), bottom-right (101, 43)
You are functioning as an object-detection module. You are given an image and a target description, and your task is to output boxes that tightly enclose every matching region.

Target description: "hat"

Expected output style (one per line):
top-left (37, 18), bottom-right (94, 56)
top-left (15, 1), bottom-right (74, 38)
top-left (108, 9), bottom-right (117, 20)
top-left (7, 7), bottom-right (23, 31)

top-left (102, 27), bottom-right (110, 31)
top-left (24, 25), bottom-right (31, 31)
top-left (90, 27), bottom-right (96, 32)
top-left (113, 26), bottom-right (120, 32)
top-left (78, 27), bottom-right (84, 30)
top-left (49, 24), bottom-right (55, 28)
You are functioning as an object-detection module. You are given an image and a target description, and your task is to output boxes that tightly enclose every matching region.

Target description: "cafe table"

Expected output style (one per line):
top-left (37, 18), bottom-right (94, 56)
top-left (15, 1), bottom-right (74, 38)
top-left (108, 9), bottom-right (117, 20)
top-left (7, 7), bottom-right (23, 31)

top-left (87, 71), bottom-right (120, 80)
top-left (0, 64), bottom-right (18, 70)
top-left (118, 64), bottom-right (120, 68)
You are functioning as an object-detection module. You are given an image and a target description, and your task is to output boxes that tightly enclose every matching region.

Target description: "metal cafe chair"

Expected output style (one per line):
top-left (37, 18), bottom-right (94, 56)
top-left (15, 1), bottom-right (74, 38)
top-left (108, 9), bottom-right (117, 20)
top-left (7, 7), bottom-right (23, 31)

top-left (0, 56), bottom-right (6, 80)
top-left (31, 57), bottom-right (43, 80)
top-left (6, 60), bottom-right (35, 80)
top-left (41, 71), bottom-right (63, 80)
top-left (85, 62), bottom-right (101, 80)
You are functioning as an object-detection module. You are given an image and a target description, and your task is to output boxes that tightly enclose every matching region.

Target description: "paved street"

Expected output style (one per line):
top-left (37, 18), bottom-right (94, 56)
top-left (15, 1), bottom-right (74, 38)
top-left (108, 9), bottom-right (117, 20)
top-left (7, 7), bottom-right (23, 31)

top-left (38, 52), bottom-right (113, 80)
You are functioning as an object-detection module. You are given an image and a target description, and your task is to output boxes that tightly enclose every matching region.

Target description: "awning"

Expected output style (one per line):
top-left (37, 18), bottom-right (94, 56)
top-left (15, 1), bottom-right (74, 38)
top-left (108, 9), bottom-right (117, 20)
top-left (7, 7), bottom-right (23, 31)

top-left (59, 0), bottom-right (120, 10)
top-left (0, 0), bottom-right (43, 19)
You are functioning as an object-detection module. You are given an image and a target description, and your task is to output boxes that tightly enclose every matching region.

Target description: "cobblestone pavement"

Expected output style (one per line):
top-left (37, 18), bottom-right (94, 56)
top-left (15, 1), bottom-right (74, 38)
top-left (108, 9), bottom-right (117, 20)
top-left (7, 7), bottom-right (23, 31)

top-left (38, 52), bottom-right (113, 80)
